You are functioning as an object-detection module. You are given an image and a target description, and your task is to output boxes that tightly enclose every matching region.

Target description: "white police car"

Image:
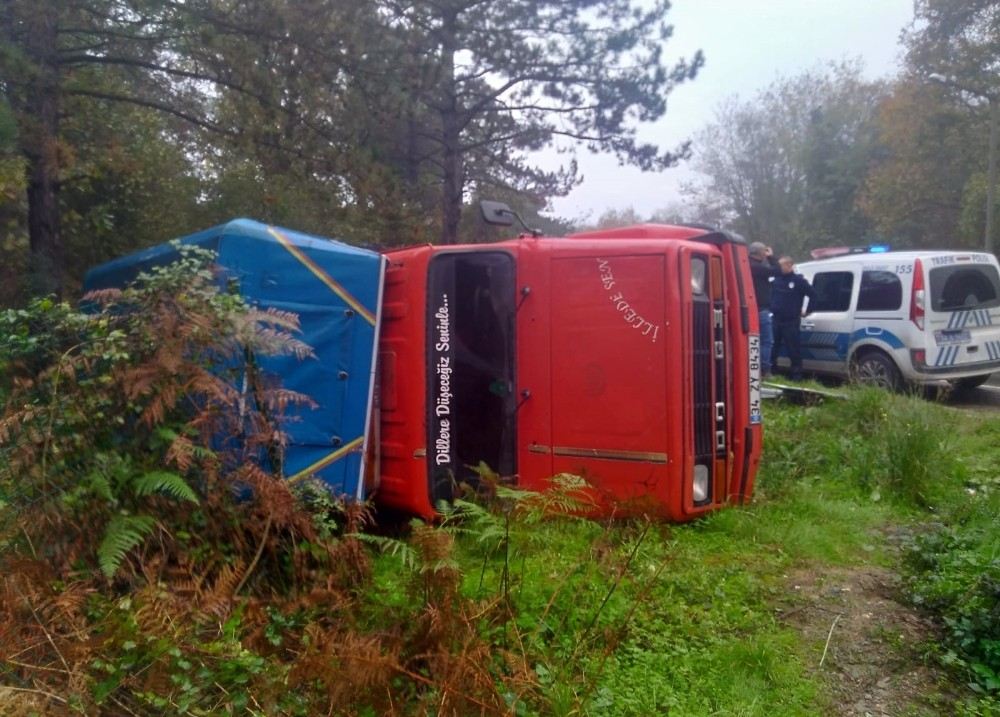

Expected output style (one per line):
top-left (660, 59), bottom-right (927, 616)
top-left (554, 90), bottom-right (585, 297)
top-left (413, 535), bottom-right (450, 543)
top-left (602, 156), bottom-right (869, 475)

top-left (781, 246), bottom-right (1000, 390)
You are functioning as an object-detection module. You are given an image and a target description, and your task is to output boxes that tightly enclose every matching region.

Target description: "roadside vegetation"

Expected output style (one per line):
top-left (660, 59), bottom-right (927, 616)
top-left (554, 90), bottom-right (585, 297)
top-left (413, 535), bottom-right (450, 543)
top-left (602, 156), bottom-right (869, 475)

top-left (1, 266), bottom-right (998, 715)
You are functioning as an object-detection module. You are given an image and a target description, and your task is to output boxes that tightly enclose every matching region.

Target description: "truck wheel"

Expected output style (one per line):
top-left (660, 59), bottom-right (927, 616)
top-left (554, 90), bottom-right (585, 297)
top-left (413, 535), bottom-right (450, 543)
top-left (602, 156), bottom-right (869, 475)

top-left (851, 350), bottom-right (901, 391)
top-left (954, 373), bottom-right (992, 390)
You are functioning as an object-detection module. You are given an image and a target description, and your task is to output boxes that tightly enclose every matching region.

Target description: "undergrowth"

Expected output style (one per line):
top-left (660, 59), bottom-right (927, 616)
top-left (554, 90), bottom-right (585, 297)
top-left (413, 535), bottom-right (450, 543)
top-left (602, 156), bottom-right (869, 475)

top-left (901, 413), bottom-right (1000, 703)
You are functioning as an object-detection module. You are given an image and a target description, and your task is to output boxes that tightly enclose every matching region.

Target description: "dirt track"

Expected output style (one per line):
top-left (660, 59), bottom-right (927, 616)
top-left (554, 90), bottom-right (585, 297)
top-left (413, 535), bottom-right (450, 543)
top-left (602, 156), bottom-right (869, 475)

top-left (777, 525), bottom-right (964, 716)
top-left (780, 563), bottom-right (951, 716)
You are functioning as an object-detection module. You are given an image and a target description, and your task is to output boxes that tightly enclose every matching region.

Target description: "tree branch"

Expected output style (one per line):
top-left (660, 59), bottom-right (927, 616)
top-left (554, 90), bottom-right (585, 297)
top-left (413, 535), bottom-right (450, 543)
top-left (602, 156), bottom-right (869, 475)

top-left (63, 87), bottom-right (230, 136)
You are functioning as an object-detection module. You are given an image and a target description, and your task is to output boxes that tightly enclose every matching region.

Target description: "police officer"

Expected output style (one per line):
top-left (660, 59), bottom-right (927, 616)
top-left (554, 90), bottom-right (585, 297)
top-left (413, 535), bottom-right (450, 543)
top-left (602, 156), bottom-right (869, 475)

top-left (770, 256), bottom-right (816, 380)
top-left (748, 242), bottom-right (781, 377)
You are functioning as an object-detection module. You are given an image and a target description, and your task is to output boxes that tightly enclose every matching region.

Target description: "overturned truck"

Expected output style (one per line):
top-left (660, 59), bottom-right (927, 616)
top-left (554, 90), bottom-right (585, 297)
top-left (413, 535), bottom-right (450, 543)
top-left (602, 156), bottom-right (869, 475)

top-left (377, 207), bottom-right (763, 521)
top-left (85, 210), bottom-right (763, 521)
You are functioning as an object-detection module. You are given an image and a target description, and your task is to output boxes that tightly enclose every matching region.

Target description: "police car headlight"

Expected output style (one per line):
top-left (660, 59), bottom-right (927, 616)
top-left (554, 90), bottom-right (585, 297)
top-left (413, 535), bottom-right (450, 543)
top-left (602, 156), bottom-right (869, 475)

top-left (693, 464), bottom-right (710, 503)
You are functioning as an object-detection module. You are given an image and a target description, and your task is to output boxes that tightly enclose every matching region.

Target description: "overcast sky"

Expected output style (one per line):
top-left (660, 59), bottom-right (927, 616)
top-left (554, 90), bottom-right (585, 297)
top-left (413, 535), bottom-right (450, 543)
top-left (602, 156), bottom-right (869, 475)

top-left (545, 0), bottom-right (915, 222)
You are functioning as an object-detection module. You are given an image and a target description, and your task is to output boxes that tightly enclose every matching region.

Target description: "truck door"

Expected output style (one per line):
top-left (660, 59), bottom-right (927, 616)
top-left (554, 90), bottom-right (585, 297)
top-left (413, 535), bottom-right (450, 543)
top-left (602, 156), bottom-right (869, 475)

top-left (548, 254), bottom-right (670, 506)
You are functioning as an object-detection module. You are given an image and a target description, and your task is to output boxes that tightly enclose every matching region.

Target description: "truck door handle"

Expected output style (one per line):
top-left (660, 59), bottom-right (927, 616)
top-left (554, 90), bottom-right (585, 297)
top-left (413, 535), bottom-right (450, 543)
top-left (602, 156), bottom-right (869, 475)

top-left (801, 321), bottom-right (815, 330)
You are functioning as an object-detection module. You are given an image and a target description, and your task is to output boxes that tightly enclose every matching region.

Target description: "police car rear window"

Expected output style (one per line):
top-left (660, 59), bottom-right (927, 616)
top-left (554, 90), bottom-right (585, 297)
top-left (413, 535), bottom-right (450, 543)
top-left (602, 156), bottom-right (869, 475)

top-left (929, 264), bottom-right (1000, 312)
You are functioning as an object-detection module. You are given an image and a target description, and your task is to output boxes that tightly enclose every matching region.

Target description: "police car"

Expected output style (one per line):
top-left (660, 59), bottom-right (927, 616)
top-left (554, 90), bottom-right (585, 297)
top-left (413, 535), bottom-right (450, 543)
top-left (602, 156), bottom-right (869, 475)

top-left (782, 246), bottom-right (1000, 390)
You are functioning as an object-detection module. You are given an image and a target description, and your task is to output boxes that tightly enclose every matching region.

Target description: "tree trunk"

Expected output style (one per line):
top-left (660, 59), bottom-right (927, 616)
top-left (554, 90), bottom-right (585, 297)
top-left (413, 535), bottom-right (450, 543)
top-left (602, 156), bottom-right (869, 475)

top-left (438, 10), bottom-right (462, 245)
top-left (21, 2), bottom-right (62, 296)
top-left (986, 97), bottom-right (997, 255)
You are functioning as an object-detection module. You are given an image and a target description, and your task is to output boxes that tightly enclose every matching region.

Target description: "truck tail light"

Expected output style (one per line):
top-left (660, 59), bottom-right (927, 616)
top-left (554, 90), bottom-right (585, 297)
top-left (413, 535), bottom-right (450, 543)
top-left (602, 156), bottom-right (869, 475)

top-left (911, 349), bottom-right (926, 368)
top-left (910, 258), bottom-right (925, 330)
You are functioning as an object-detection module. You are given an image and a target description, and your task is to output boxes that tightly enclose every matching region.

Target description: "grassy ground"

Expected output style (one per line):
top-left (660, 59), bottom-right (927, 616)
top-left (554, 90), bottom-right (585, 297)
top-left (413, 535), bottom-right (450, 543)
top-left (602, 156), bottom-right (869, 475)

top-left (3, 385), bottom-right (997, 715)
top-left (361, 386), bottom-right (999, 716)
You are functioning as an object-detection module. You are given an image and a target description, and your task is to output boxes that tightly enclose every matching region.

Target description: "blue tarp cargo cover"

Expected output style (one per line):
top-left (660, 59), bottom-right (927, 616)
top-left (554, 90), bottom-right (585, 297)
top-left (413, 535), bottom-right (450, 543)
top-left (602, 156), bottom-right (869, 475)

top-left (84, 218), bottom-right (386, 500)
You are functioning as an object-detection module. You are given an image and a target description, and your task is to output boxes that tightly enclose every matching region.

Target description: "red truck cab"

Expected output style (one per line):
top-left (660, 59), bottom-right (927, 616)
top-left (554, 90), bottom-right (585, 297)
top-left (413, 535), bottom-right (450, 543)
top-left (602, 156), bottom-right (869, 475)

top-left (375, 220), bottom-right (763, 521)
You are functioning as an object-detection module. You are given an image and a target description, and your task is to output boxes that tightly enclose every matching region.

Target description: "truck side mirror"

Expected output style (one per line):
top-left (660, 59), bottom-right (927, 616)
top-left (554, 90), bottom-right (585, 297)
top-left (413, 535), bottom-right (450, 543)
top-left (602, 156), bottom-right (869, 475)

top-left (480, 200), bottom-right (543, 237)
top-left (480, 200), bottom-right (515, 227)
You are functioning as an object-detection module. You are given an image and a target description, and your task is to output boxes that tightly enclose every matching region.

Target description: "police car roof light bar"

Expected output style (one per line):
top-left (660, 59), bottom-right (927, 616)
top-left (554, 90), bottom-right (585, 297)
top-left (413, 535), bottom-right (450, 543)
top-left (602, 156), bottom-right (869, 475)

top-left (809, 243), bottom-right (892, 260)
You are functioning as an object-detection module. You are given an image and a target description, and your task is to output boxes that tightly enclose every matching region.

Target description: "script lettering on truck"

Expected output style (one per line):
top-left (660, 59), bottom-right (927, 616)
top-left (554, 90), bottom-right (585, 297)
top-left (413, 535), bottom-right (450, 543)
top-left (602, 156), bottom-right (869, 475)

top-left (597, 258), bottom-right (660, 342)
top-left (433, 297), bottom-right (453, 467)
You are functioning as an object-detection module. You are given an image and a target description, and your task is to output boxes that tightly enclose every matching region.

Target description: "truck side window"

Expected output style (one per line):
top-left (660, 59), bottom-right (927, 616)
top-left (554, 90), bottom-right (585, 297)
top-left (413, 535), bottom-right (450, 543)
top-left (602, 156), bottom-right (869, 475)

top-left (426, 252), bottom-right (517, 497)
top-left (857, 270), bottom-right (902, 312)
top-left (809, 271), bottom-right (854, 312)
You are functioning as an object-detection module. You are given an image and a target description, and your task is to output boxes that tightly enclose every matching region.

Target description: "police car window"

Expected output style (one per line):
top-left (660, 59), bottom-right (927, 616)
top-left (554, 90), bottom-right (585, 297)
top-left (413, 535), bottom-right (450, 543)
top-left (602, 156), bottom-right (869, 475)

top-left (809, 271), bottom-right (853, 312)
top-left (929, 264), bottom-right (1000, 311)
top-left (857, 270), bottom-right (902, 312)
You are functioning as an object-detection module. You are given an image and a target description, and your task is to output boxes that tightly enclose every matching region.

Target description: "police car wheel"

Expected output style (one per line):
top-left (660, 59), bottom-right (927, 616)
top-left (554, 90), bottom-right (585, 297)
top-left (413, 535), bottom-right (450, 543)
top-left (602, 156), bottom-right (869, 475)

top-left (851, 351), bottom-right (901, 391)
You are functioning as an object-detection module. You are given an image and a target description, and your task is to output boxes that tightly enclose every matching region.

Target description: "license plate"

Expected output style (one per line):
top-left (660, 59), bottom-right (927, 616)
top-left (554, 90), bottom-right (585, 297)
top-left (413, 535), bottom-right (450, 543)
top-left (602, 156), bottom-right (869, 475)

top-left (935, 329), bottom-right (971, 344)
top-left (748, 334), bottom-right (762, 424)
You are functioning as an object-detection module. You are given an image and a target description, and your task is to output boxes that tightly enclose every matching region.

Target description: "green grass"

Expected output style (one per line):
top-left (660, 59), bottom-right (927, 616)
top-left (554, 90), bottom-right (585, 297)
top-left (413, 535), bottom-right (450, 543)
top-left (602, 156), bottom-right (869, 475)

top-left (368, 386), bottom-right (999, 715)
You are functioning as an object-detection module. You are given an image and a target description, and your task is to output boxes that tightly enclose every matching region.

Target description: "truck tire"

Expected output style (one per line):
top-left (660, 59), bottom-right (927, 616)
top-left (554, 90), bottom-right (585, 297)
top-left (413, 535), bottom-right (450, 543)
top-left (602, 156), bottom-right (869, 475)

top-left (954, 373), bottom-right (992, 390)
top-left (851, 350), bottom-right (901, 391)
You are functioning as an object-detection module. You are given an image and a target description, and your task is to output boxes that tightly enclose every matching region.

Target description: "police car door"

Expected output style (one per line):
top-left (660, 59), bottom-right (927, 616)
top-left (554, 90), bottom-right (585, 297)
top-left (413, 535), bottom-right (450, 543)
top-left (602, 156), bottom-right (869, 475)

top-left (853, 265), bottom-right (907, 369)
top-left (799, 267), bottom-right (857, 378)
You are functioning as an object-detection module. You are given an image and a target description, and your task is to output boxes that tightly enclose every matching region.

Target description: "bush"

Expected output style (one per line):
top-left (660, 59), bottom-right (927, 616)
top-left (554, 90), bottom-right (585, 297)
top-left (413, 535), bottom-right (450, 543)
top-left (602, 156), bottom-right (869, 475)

top-left (904, 502), bottom-right (1000, 694)
top-left (757, 388), bottom-right (960, 509)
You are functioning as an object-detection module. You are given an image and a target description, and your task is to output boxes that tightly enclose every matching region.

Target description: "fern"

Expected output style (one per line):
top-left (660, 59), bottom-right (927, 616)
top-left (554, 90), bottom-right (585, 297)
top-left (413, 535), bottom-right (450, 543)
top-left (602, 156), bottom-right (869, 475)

top-left (132, 471), bottom-right (199, 504)
top-left (353, 532), bottom-right (418, 570)
top-left (85, 468), bottom-right (114, 502)
top-left (440, 499), bottom-right (508, 552)
top-left (99, 514), bottom-right (156, 577)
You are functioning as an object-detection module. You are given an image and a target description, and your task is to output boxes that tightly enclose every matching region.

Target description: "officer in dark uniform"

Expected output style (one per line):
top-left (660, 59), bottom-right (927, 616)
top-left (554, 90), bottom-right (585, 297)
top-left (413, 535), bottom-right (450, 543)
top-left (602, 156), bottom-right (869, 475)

top-left (770, 256), bottom-right (816, 380)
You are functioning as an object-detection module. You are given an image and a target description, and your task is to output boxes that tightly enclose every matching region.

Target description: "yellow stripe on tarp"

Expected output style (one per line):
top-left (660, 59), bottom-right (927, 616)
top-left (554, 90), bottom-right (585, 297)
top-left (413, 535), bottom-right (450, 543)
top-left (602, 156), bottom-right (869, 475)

top-left (287, 436), bottom-right (366, 484)
top-left (266, 226), bottom-right (377, 326)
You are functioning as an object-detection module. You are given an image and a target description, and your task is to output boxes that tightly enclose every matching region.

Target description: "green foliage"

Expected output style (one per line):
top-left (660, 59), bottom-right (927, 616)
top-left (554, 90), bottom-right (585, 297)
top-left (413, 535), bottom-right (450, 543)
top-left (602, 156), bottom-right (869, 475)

top-left (98, 515), bottom-right (156, 578)
top-left (860, 78), bottom-right (988, 250)
top-left (757, 387), bottom-right (959, 509)
top-left (904, 500), bottom-right (1000, 694)
top-left (0, 244), bottom-right (311, 576)
top-left (757, 391), bottom-right (1000, 712)
top-left (354, 528), bottom-right (420, 571)
top-left (131, 471), bottom-right (199, 505)
top-left (1, 0), bottom-right (708, 297)
top-left (3, 288), bottom-right (997, 715)
top-left (372, 0), bottom-right (702, 242)
top-left (882, 401), bottom-right (949, 508)
top-left (688, 60), bottom-right (884, 254)
top-left (905, 0), bottom-right (1000, 102)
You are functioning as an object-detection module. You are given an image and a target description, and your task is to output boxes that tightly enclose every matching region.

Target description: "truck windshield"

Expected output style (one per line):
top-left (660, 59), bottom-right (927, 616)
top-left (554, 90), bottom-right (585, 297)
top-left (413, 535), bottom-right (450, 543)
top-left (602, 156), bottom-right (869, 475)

top-left (929, 264), bottom-right (1000, 312)
top-left (426, 252), bottom-right (517, 499)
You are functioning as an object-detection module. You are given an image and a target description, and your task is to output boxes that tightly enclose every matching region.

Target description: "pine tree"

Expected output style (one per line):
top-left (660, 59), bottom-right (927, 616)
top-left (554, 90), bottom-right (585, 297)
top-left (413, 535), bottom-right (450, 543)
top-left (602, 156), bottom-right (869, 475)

top-left (373, 0), bottom-right (702, 243)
